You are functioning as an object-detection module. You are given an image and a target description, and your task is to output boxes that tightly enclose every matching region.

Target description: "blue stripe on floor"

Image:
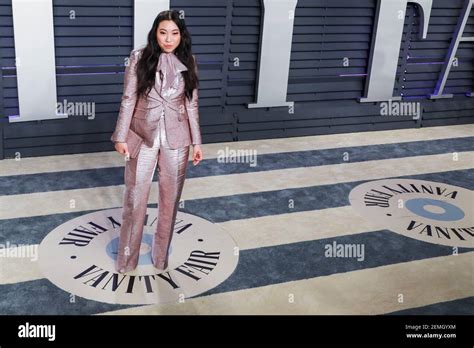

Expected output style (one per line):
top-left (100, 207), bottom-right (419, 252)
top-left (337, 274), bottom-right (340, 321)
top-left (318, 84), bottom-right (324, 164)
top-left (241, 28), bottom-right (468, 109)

top-left (1, 136), bottom-right (472, 195)
top-left (195, 231), bottom-right (473, 298)
top-left (0, 230), bottom-right (471, 314)
top-left (182, 169), bottom-right (474, 223)
top-left (1, 168), bottom-right (473, 246)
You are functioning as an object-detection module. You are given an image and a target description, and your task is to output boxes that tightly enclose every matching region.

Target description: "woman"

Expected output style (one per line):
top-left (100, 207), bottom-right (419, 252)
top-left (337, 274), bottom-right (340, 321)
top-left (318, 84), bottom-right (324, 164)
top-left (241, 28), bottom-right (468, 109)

top-left (110, 10), bottom-right (203, 273)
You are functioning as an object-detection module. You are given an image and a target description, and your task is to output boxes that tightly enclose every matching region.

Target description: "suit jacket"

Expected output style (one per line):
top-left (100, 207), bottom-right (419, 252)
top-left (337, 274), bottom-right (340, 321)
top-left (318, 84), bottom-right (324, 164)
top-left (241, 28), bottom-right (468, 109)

top-left (110, 49), bottom-right (202, 149)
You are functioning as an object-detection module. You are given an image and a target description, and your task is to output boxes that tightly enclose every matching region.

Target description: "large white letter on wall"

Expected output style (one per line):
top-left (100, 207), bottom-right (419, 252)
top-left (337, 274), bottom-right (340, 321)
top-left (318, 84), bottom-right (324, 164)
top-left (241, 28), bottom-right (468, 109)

top-left (10, 0), bottom-right (66, 123)
top-left (248, 0), bottom-right (297, 109)
top-left (359, 0), bottom-right (433, 103)
top-left (134, 0), bottom-right (170, 50)
top-left (430, 0), bottom-right (474, 99)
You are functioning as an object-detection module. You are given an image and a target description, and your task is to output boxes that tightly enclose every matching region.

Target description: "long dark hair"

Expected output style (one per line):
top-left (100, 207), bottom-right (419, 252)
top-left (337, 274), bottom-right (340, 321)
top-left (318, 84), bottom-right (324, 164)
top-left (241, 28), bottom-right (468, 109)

top-left (136, 10), bottom-right (199, 101)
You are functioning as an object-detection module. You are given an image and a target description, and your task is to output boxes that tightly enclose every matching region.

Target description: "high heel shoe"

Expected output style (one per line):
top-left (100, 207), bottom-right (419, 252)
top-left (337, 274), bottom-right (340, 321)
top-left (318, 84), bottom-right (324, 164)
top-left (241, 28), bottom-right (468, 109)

top-left (153, 259), bottom-right (169, 271)
top-left (116, 263), bottom-right (137, 274)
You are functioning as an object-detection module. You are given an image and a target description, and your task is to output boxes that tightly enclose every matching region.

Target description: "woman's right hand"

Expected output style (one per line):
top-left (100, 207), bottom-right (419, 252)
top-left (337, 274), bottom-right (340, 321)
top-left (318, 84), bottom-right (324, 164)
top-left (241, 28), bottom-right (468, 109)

top-left (115, 142), bottom-right (129, 157)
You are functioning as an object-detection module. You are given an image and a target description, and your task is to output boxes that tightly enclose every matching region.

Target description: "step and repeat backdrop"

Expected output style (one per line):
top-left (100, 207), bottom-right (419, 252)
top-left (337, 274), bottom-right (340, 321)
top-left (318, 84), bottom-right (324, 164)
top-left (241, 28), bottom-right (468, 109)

top-left (0, 0), bottom-right (473, 159)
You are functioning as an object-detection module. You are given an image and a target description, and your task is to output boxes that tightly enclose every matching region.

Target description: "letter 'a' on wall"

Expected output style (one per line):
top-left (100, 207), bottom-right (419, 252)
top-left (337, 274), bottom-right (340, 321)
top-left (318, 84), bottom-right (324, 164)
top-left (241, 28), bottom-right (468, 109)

top-left (430, 0), bottom-right (474, 99)
top-left (10, 0), bottom-right (67, 123)
top-left (248, 0), bottom-right (297, 109)
top-left (359, 0), bottom-right (433, 103)
top-left (134, 0), bottom-right (169, 50)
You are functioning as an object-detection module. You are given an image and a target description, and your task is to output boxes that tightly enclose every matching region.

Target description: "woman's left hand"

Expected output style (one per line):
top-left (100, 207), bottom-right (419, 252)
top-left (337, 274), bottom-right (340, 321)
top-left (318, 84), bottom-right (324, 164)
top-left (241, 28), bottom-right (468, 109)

top-left (192, 144), bottom-right (203, 166)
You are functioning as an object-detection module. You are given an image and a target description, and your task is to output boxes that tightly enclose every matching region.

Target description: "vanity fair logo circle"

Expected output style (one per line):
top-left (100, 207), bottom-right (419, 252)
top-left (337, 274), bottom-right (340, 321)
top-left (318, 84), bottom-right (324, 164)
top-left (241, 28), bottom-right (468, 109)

top-left (38, 208), bottom-right (239, 305)
top-left (349, 179), bottom-right (474, 248)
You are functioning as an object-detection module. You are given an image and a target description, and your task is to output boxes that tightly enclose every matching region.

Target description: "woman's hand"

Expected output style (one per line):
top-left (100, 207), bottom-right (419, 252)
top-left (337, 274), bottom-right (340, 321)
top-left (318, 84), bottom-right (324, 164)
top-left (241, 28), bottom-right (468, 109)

top-left (192, 144), bottom-right (203, 166)
top-left (115, 142), bottom-right (129, 157)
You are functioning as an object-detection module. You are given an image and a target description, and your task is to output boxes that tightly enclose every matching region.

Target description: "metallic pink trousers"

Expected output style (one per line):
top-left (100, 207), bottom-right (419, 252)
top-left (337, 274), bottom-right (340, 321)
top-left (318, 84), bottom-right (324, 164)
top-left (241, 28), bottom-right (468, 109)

top-left (116, 110), bottom-right (189, 273)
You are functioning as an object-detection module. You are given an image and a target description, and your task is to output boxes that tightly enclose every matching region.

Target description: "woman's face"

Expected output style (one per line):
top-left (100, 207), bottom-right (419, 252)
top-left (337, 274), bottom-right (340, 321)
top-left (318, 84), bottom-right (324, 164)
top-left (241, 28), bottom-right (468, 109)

top-left (156, 20), bottom-right (181, 53)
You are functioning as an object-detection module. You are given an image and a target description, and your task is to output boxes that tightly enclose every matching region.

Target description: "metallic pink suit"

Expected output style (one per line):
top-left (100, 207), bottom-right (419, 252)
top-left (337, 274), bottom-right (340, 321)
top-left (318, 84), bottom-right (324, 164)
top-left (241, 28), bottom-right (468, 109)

top-left (111, 49), bottom-right (202, 273)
